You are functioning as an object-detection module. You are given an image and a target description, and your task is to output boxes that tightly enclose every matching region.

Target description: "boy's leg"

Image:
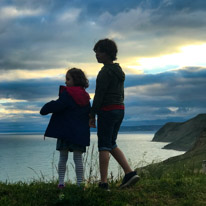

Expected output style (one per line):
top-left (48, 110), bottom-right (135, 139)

top-left (97, 110), bottom-right (122, 185)
top-left (99, 150), bottom-right (110, 183)
top-left (111, 147), bottom-right (140, 188)
top-left (73, 151), bottom-right (83, 186)
top-left (110, 147), bottom-right (132, 174)
top-left (58, 150), bottom-right (68, 185)
top-left (109, 110), bottom-right (132, 173)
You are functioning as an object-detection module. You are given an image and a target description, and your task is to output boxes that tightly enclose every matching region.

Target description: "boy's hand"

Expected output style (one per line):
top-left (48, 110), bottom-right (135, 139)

top-left (89, 118), bottom-right (96, 128)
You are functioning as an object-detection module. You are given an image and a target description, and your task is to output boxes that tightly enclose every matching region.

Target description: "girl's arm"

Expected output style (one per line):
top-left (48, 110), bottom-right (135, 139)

top-left (40, 92), bottom-right (70, 115)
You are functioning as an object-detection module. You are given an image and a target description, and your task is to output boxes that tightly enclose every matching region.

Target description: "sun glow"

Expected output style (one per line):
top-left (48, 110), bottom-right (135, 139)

top-left (0, 63), bottom-right (100, 81)
top-left (168, 107), bottom-right (179, 112)
top-left (0, 98), bottom-right (27, 103)
top-left (129, 44), bottom-right (206, 73)
top-left (0, 108), bottom-right (38, 115)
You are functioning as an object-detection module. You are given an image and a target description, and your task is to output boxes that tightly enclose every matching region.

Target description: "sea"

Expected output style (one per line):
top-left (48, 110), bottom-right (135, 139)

top-left (0, 132), bottom-right (185, 183)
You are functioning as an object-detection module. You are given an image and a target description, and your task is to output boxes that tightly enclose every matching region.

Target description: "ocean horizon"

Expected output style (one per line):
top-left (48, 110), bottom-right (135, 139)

top-left (0, 125), bottom-right (163, 134)
top-left (0, 132), bottom-right (185, 183)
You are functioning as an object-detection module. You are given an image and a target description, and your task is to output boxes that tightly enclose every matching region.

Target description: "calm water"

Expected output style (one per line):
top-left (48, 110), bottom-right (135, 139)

top-left (0, 132), bottom-right (185, 183)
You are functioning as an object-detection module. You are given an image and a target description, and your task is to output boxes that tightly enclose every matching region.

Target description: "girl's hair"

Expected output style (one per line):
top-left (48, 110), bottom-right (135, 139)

top-left (66, 68), bottom-right (89, 88)
top-left (93, 38), bottom-right (118, 61)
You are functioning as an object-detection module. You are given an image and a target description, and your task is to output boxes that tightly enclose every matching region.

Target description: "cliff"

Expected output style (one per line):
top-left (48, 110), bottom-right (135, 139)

top-left (162, 128), bottom-right (206, 169)
top-left (152, 114), bottom-right (206, 151)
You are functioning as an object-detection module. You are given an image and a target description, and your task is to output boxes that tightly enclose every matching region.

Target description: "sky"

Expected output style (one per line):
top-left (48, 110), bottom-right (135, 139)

top-left (0, 0), bottom-right (206, 132)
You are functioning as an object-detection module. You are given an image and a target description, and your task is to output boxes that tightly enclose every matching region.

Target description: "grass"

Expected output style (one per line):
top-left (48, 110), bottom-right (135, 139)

top-left (1, 165), bottom-right (206, 206)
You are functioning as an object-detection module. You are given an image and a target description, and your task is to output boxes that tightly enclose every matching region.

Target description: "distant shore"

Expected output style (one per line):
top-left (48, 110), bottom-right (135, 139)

top-left (0, 125), bottom-right (162, 135)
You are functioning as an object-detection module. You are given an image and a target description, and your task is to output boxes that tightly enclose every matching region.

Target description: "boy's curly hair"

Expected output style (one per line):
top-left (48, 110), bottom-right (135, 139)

top-left (66, 68), bottom-right (89, 88)
top-left (93, 38), bottom-right (118, 61)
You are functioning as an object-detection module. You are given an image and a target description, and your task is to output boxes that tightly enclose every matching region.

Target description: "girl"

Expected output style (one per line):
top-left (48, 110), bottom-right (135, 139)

top-left (40, 68), bottom-right (90, 188)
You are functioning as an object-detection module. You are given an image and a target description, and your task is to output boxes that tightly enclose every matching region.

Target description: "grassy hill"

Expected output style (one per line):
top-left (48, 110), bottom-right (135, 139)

top-left (1, 164), bottom-right (206, 206)
top-left (152, 114), bottom-right (206, 151)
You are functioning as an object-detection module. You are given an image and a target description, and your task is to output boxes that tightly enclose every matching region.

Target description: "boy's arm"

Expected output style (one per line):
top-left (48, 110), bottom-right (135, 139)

top-left (40, 92), bottom-right (70, 115)
top-left (90, 69), bottom-right (111, 118)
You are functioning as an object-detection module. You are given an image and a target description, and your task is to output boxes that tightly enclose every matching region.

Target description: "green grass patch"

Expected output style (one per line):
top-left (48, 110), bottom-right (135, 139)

top-left (1, 170), bottom-right (206, 206)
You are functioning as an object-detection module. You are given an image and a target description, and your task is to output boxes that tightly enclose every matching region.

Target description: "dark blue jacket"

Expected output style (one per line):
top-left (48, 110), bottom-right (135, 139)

top-left (40, 86), bottom-right (90, 146)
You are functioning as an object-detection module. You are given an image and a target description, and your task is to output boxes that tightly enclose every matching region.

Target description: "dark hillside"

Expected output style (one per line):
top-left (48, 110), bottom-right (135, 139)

top-left (152, 114), bottom-right (206, 151)
top-left (161, 128), bottom-right (206, 170)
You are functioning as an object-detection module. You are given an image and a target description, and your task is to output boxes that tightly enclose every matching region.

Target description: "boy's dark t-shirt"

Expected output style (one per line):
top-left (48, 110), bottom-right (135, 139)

top-left (90, 63), bottom-right (125, 117)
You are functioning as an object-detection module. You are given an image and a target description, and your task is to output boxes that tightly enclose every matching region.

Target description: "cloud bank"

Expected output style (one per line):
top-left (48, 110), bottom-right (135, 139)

top-left (1, 0), bottom-right (206, 132)
top-left (0, 67), bottom-right (206, 131)
top-left (1, 0), bottom-right (206, 73)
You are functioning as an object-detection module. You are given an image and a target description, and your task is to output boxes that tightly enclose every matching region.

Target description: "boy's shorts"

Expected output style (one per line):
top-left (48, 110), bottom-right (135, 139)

top-left (97, 109), bottom-right (124, 151)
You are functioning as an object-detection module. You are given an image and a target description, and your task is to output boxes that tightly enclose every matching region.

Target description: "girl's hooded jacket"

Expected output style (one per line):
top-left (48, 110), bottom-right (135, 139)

top-left (40, 86), bottom-right (90, 146)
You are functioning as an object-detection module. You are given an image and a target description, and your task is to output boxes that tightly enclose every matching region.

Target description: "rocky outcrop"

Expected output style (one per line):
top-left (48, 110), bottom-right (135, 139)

top-left (152, 114), bottom-right (206, 151)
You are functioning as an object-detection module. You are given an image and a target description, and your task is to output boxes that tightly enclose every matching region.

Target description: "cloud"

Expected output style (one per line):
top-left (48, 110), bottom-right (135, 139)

top-left (1, 0), bottom-right (206, 131)
top-left (0, 66), bottom-right (206, 131)
top-left (57, 8), bottom-right (81, 22)
top-left (0, 6), bottom-right (43, 20)
top-left (122, 67), bottom-right (206, 125)
top-left (84, 0), bottom-right (206, 70)
top-left (125, 67), bottom-right (206, 106)
top-left (0, 113), bottom-right (49, 133)
top-left (0, 78), bottom-right (62, 101)
top-left (1, 0), bottom-right (206, 74)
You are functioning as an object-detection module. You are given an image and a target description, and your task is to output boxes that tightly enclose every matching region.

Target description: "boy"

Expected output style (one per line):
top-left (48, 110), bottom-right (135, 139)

top-left (89, 38), bottom-right (140, 190)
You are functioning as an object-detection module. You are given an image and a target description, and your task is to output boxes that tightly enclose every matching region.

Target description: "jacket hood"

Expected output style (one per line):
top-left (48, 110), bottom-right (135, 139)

top-left (59, 86), bottom-right (90, 106)
top-left (104, 63), bottom-right (125, 81)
